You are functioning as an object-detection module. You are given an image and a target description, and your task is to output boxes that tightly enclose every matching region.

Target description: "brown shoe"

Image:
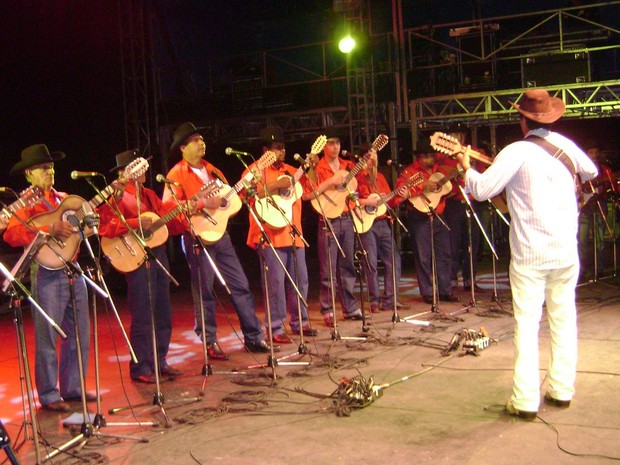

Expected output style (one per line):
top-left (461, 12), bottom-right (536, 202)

top-left (42, 400), bottom-right (70, 412)
top-left (207, 342), bottom-right (230, 361)
top-left (160, 365), bottom-right (183, 377)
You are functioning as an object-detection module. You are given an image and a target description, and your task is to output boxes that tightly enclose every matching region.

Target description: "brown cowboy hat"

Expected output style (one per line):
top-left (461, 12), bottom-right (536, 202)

top-left (169, 122), bottom-right (202, 158)
top-left (109, 149), bottom-right (151, 173)
top-left (10, 144), bottom-right (66, 176)
top-left (509, 89), bottom-right (565, 124)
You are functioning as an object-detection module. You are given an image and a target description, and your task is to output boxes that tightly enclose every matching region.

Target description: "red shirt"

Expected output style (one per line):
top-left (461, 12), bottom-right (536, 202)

top-left (396, 159), bottom-right (448, 215)
top-left (98, 182), bottom-right (185, 238)
top-left (4, 188), bottom-right (67, 247)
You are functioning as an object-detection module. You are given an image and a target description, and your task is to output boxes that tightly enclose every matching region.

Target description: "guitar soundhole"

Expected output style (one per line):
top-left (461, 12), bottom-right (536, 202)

top-left (336, 184), bottom-right (346, 192)
top-left (366, 206), bottom-right (376, 214)
top-left (220, 198), bottom-right (228, 208)
top-left (279, 188), bottom-right (291, 197)
top-left (142, 231), bottom-right (152, 241)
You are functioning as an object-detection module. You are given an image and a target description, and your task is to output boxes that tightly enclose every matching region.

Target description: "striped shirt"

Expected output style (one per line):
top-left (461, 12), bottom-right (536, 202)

top-left (464, 129), bottom-right (598, 269)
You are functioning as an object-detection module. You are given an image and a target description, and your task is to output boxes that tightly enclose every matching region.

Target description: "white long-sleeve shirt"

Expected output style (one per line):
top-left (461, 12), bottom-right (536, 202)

top-left (465, 128), bottom-right (598, 269)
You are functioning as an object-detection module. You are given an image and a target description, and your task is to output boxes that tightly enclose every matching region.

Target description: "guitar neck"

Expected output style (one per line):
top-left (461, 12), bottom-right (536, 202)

top-left (344, 155), bottom-right (369, 184)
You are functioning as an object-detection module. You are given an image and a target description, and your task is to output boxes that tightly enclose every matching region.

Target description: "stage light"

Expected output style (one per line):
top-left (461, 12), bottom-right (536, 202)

top-left (338, 35), bottom-right (356, 54)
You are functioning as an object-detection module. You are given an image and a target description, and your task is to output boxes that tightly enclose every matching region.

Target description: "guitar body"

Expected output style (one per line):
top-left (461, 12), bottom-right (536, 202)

top-left (29, 195), bottom-right (95, 270)
top-left (352, 194), bottom-right (387, 234)
top-left (409, 172), bottom-right (452, 212)
top-left (190, 184), bottom-right (242, 244)
top-left (255, 179), bottom-right (303, 229)
top-left (311, 172), bottom-right (358, 219)
top-left (101, 212), bottom-right (168, 273)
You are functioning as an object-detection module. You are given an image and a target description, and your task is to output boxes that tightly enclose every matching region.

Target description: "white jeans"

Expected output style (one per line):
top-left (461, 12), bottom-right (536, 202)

top-left (509, 260), bottom-right (579, 412)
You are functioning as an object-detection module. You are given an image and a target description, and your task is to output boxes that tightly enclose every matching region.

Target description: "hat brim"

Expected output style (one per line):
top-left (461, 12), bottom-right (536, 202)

top-left (509, 97), bottom-right (566, 124)
top-left (9, 151), bottom-right (66, 176)
top-left (109, 156), bottom-right (152, 173)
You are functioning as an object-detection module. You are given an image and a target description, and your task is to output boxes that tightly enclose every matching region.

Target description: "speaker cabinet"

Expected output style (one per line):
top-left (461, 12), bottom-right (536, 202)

top-left (521, 51), bottom-right (590, 87)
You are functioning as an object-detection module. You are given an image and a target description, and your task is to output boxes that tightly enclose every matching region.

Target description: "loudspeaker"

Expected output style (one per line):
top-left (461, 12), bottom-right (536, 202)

top-left (521, 51), bottom-right (590, 87)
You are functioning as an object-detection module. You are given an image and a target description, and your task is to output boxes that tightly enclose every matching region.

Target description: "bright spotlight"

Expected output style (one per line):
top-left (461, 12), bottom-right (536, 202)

top-left (338, 35), bottom-right (356, 54)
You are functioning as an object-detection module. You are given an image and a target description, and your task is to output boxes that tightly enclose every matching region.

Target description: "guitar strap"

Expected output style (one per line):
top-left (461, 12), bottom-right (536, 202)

top-left (524, 135), bottom-right (581, 204)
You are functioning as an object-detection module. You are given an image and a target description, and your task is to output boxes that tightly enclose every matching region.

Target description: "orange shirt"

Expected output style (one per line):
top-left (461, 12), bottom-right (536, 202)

top-left (314, 156), bottom-right (356, 214)
top-left (162, 158), bottom-right (229, 231)
top-left (244, 161), bottom-right (310, 249)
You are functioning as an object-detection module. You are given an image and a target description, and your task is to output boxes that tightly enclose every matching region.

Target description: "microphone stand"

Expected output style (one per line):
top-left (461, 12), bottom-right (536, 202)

top-left (258, 173), bottom-right (313, 365)
top-left (71, 224), bottom-right (157, 435)
top-left (405, 195), bottom-right (459, 323)
top-left (305, 168), bottom-right (364, 342)
top-left (476, 200), bottom-right (512, 317)
top-left (1, 243), bottom-right (51, 465)
top-left (105, 183), bottom-right (200, 424)
top-left (580, 181), bottom-right (618, 288)
top-left (359, 172), bottom-right (411, 325)
top-left (451, 184), bottom-right (498, 316)
top-left (348, 194), bottom-right (373, 334)
top-left (43, 225), bottom-right (116, 461)
top-left (231, 156), bottom-right (309, 377)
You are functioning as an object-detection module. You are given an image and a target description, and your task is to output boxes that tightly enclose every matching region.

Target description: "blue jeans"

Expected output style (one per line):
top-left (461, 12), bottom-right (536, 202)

top-left (126, 245), bottom-right (173, 378)
top-left (317, 216), bottom-right (358, 315)
top-left (257, 245), bottom-right (309, 335)
top-left (360, 218), bottom-right (401, 309)
top-left (407, 210), bottom-right (452, 296)
top-left (182, 232), bottom-right (263, 344)
top-left (32, 264), bottom-right (90, 405)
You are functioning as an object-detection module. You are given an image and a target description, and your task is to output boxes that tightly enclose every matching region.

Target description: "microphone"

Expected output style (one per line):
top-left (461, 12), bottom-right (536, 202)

top-left (348, 190), bottom-right (362, 210)
top-left (70, 171), bottom-right (101, 180)
top-left (225, 147), bottom-right (251, 157)
top-left (156, 174), bottom-right (182, 187)
top-left (340, 150), bottom-right (358, 160)
top-left (386, 159), bottom-right (404, 170)
top-left (293, 153), bottom-right (309, 168)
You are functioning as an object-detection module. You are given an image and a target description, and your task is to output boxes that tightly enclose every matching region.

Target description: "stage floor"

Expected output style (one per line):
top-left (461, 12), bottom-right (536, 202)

top-left (1, 260), bottom-right (619, 465)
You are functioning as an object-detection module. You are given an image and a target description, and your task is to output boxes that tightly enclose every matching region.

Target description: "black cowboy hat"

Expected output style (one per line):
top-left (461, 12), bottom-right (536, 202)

top-left (10, 144), bottom-right (66, 176)
top-left (258, 126), bottom-right (285, 146)
top-left (169, 122), bottom-right (202, 158)
top-left (109, 149), bottom-right (152, 173)
top-left (509, 89), bottom-right (565, 124)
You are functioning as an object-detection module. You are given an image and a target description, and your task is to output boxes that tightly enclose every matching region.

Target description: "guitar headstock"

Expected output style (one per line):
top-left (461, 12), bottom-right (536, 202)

top-left (430, 132), bottom-right (463, 156)
top-left (371, 134), bottom-right (389, 152)
top-left (257, 151), bottom-right (278, 170)
top-left (122, 157), bottom-right (150, 182)
top-left (406, 172), bottom-right (424, 188)
top-left (18, 186), bottom-right (44, 207)
top-left (310, 135), bottom-right (327, 155)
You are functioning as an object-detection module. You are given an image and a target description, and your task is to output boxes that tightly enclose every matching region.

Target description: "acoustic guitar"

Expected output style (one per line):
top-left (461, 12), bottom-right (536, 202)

top-left (190, 151), bottom-right (277, 244)
top-left (352, 172), bottom-right (424, 233)
top-left (29, 157), bottom-right (149, 270)
top-left (429, 131), bottom-right (508, 213)
top-left (310, 134), bottom-right (389, 218)
top-left (254, 135), bottom-right (326, 229)
top-left (101, 179), bottom-right (222, 273)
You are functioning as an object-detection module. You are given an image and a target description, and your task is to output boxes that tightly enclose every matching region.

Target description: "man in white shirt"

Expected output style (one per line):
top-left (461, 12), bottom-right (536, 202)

top-left (455, 89), bottom-right (598, 420)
